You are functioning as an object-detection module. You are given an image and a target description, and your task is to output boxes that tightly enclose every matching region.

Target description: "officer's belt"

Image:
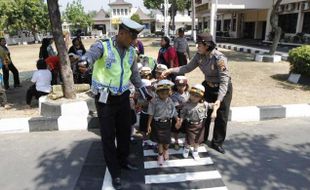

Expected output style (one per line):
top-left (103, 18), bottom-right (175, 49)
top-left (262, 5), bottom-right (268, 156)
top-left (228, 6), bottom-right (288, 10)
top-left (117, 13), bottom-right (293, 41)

top-left (206, 81), bottom-right (219, 88)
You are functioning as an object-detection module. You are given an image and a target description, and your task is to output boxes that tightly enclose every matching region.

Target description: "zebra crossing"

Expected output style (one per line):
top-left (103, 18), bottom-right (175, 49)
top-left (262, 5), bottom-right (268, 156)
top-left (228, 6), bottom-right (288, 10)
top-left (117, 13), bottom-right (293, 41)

top-left (142, 138), bottom-right (228, 190)
top-left (99, 138), bottom-right (228, 190)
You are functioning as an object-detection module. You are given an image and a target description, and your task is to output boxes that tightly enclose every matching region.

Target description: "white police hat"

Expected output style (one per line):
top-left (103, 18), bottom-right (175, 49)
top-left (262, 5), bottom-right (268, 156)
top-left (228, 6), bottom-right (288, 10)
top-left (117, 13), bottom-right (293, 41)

top-left (155, 79), bottom-right (174, 91)
top-left (190, 84), bottom-right (205, 97)
top-left (155, 64), bottom-right (168, 72)
top-left (120, 18), bottom-right (144, 37)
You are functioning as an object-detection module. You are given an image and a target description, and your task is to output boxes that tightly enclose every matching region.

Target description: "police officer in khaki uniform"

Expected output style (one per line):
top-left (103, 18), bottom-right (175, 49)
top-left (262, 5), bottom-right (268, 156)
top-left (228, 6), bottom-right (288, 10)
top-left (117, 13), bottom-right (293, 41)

top-left (162, 32), bottom-right (232, 154)
top-left (80, 18), bottom-right (151, 189)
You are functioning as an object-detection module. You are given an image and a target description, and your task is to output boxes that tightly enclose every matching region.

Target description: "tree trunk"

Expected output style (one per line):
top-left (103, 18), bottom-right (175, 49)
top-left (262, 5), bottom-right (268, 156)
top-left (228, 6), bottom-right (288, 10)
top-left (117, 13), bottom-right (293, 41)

top-left (47, 0), bottom-right (76, 99)
top-left (269, 0), bottom-right (283, 55)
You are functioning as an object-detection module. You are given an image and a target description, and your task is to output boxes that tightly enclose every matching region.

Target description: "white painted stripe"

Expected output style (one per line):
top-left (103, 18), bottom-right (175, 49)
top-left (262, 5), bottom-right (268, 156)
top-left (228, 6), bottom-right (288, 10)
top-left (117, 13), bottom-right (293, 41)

top-left (0, 118), bottom-right (30, 134)
top-left (230, 106), bottom-right (260, 122)
top-left (144, 157), bottom-right (213, 169)
top-left (61, 101), bottom-right (89, 117)
top-left (57, 116), bottom-right (88, 131)
top-left (101, 168), bottom-right (114, 190)
top-left (189, 187), bottom-right (228, 190)
top-left (283, 104), bottom-right (310, 118)
top-left (145, 170), bottom-right (222, 184)
top-left (144, 146), bottom-right (208, 157)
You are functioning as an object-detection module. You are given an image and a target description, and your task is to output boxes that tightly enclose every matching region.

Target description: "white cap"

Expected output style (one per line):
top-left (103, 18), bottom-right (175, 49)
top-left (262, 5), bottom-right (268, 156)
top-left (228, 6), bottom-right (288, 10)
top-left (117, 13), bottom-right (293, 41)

top-left (156, 64), bottom-right (168, 72)
top-left (175, 76), bottom-right (188, 85)
top-left (140, 66), bottom-right (152, 73)
top-left (137, 63), bottom-right (143, 71)
top-left (155, 79), bottom-right (174, 91)
top-left (141, 79), bottom-right (152, 87)
top-left (190, 84), bottom-right (205, 97)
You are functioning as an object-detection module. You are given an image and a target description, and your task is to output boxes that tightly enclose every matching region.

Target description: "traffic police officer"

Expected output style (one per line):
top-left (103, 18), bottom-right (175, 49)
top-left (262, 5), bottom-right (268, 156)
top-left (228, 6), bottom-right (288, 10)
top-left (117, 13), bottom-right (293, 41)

top-left (80, 18), bottom-right (151, 190)
top-left (162, 32), bottom-right (233, 154)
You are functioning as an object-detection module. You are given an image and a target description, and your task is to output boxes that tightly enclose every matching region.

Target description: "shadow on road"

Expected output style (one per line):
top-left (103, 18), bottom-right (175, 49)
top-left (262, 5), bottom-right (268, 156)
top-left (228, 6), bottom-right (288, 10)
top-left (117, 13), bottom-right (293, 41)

top-left (212, 133), bottom-right (310, 190)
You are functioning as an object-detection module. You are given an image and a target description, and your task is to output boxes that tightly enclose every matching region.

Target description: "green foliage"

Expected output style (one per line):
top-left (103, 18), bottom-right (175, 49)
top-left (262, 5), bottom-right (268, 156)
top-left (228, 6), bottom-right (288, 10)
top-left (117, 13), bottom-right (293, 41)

top-left (131, 14), bottom-right (142, 24)
top-left (0, 0), bottom-right (50, 34)
top-left (288, 45), bottom-right (310, 76)
top-left (64, 0), bottom-right (92, 31)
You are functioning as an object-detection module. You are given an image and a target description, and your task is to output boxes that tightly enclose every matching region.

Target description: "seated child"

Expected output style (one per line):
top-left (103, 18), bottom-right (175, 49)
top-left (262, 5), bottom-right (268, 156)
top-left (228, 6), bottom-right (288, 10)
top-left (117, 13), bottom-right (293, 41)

top-left (26, 60), bottom-right (52, 107)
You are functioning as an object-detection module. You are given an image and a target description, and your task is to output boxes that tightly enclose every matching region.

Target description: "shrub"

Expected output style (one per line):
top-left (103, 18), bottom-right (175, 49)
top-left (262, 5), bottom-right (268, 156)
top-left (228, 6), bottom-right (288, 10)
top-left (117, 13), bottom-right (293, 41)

top-left (288, 45), bottom-right (310, 76)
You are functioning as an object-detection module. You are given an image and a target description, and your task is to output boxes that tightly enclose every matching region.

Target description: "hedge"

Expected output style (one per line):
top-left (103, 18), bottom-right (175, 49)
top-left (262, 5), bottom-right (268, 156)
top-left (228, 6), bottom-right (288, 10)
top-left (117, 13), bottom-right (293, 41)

top-left (288, 45), bottom-right (310, 76)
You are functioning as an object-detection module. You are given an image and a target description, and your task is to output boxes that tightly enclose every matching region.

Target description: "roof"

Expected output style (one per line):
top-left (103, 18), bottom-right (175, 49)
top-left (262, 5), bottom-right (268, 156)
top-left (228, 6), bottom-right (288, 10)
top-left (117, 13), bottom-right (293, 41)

top-left (134, 7), bottom-right (153, 21)
top-left (109, 0), bottom-right (132, 6)
top-left (93, 9), bottom-right (110, 21)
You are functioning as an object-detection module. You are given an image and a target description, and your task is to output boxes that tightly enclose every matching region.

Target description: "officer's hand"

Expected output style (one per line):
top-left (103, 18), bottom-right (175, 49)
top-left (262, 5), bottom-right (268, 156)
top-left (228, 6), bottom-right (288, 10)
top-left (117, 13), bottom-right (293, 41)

top-left (161, 69), bottom-right (172, 79)
top-left (214, 100), bottom-right (221, 110)
top-left (211, 110), bottom-right (217, 121)
top-left (147, 125), bottom-right (151, 135)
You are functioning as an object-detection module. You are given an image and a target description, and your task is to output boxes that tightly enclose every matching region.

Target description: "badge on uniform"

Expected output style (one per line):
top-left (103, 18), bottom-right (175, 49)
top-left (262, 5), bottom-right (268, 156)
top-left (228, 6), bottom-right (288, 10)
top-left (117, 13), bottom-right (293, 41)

top-left (217, 59), bottom-right (226, 71)
top-left (99, 88), bottom-right (109, 103)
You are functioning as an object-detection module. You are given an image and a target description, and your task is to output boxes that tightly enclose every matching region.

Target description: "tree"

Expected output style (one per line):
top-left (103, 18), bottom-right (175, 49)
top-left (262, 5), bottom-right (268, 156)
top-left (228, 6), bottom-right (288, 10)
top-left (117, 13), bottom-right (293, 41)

top-left (269, 0), bottom-right (283, 55)
top-left (131, 14), bottom-right (142, 24)
top-left (47, 0), bottom-right (76, 99)
top-left (0, 0), bottom-right (50, 36)
top-left (64, 0), bottom-right (92, 33)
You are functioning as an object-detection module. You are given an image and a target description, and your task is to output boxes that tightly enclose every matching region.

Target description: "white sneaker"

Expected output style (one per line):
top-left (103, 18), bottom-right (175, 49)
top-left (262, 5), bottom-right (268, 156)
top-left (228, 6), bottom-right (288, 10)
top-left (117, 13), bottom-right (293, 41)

top-left (183, 148), bottom-right (190, 158)
top-left (192, 151), bottom-right (200, 160)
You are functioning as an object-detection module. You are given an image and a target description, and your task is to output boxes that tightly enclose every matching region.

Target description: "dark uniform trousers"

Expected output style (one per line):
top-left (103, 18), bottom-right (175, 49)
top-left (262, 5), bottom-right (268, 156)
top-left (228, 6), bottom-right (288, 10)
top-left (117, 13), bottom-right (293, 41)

top-left (2, 63), bottom-right (20, 88)
top-left (203, 81), bottom-right (233, 146)
top-left (177, 52), bottom-right (187, 67)
top-left (95, 90), bottom-right (131, 179)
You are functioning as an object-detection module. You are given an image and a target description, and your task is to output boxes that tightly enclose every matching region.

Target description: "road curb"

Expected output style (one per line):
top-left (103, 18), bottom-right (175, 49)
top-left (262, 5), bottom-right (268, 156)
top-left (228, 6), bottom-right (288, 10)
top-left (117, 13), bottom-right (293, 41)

top-left (217, 43), bottom-right (289, 61)
top-left (1, 103), bottom-right (310, 134)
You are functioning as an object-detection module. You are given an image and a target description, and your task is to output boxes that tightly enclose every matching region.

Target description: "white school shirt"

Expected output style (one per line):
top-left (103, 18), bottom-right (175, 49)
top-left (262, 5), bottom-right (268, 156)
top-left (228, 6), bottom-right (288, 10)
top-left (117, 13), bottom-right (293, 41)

top-left (31, 69), bottom-right (52, 93)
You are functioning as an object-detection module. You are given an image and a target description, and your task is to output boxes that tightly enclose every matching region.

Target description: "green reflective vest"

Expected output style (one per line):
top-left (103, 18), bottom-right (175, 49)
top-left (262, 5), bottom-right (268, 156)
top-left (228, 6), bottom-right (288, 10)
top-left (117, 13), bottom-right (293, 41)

top-left (92, 38), bottom-right (135, 95)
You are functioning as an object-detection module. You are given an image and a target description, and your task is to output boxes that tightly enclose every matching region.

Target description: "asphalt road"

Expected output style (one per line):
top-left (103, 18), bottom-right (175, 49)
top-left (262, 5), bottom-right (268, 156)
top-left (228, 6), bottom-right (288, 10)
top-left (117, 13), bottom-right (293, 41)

top-left (0, 118), bottom-right (309, 190)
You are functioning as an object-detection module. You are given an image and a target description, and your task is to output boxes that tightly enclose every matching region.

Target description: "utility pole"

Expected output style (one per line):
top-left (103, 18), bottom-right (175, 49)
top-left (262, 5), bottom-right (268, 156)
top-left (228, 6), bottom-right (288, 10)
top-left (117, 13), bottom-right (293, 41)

top-left (109, 0), bottom-right (112, 37)
top-left (191, 0), bottom-right (196, 41)
top-left (164, 0), bottom-right (169, 36)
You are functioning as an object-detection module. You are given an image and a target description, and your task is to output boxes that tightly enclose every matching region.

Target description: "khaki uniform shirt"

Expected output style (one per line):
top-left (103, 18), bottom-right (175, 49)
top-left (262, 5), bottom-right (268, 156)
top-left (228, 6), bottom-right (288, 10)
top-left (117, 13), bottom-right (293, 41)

top-left (148, 97), bottom-right (177, 119)
top-left (180, 102), bottom-right (212, 122)
top-left (171, 49), bottom-right (230, 101)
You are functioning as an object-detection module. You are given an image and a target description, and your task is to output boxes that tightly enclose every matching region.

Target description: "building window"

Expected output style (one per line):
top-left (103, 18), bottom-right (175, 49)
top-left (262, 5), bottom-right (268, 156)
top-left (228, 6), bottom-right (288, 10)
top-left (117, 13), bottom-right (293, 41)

top-left (278, 13), bottom-right (298, 33)
top-left (121, 9), bottom-right (124, 15)
top-left (144, 23), bottom-right (150, 29)
top-left (232, 19), bottom-right (236, 32)
top-left (117, 9), bottom-right (120, 15)
top-left (113, 9), bottom-right (116, 16)
top-left (216, 20), bottom-right (221, 31)
top-left (125, 9), bottom-right (128, 15)
top-left (302, 12), bottom-right (310, 34)
top-left (224, 19), bottom-right (231, 31)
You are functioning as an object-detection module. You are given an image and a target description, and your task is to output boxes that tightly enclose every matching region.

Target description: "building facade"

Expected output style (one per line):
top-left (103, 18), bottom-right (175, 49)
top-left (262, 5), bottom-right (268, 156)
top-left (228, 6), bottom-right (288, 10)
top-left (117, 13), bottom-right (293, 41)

top-left (92, 0), bottom-right (194, 37)
top-left (195, 0), bottom-right (310, 42)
